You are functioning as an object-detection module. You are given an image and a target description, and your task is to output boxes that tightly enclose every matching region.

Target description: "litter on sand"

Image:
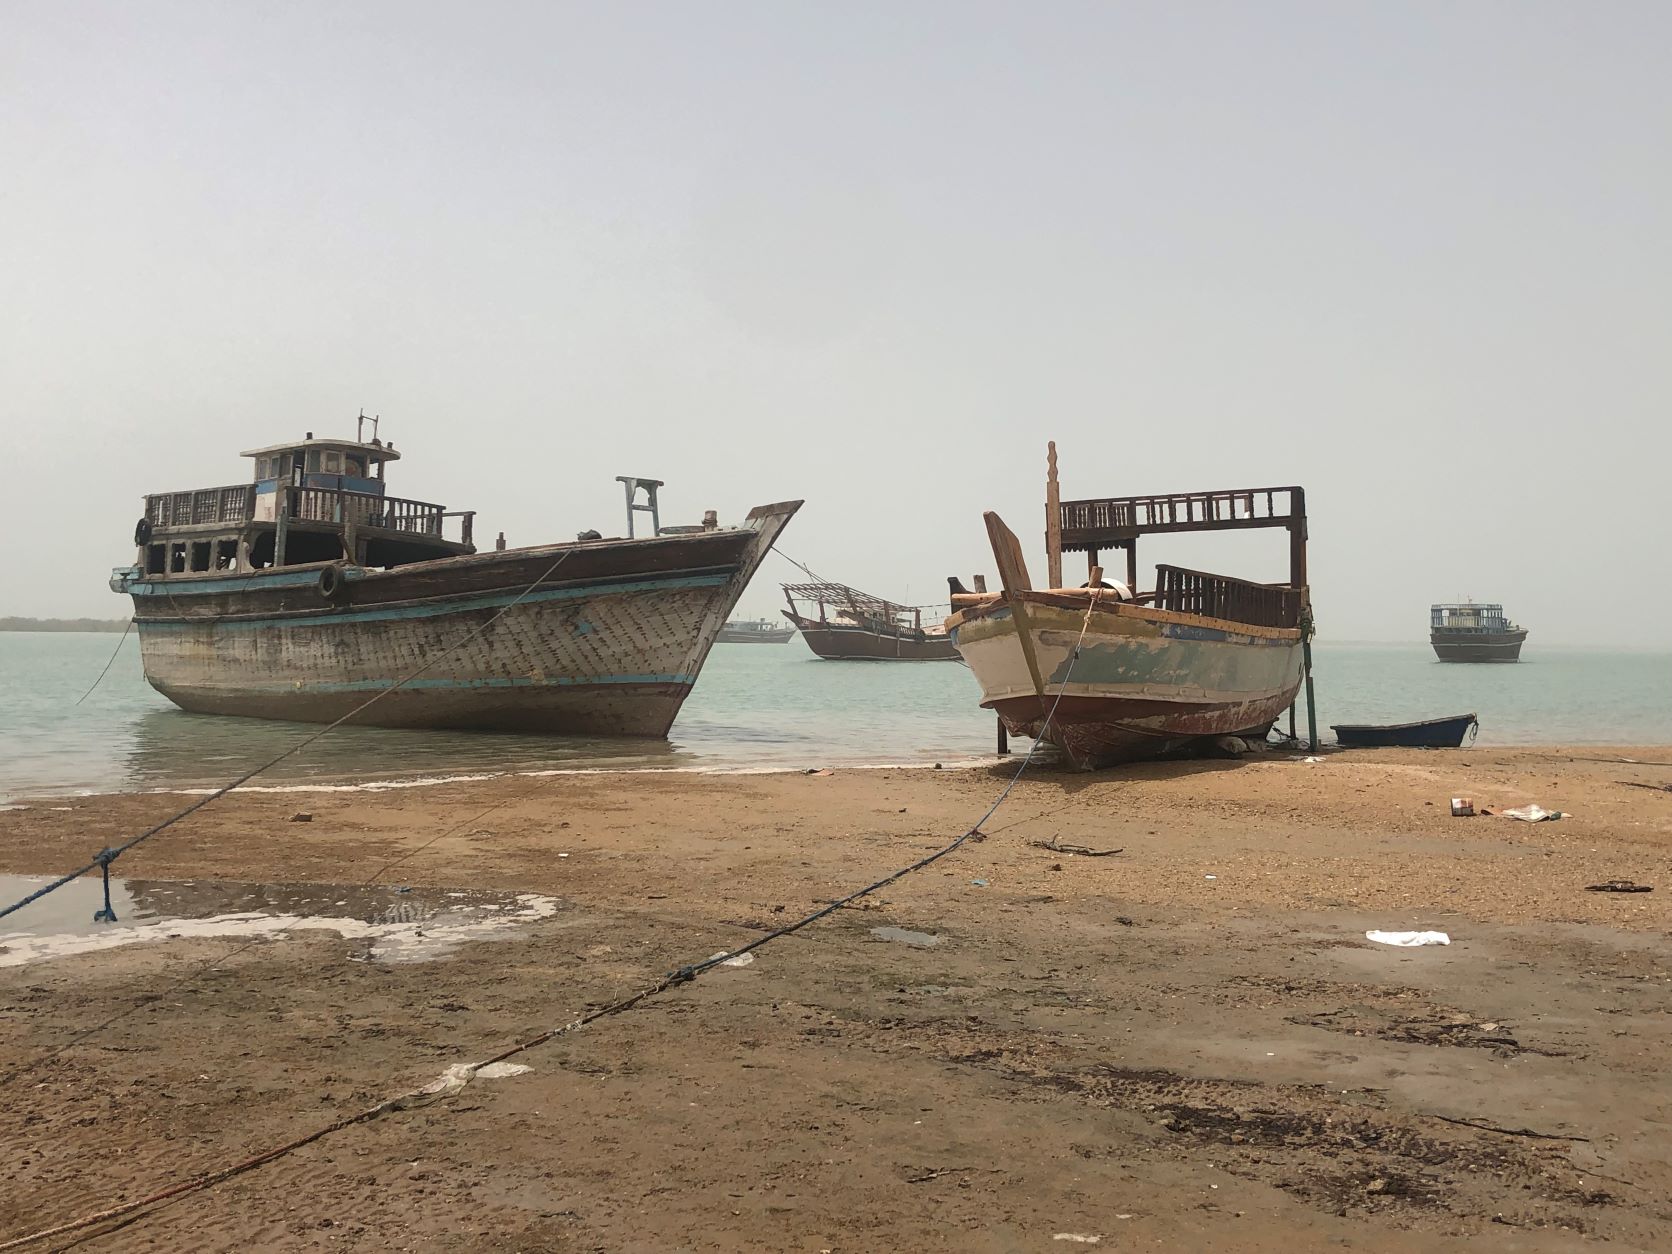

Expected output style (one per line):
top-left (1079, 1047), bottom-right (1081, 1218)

top-left (1053, 1237), bottom-right (1102, 1246)
top-left (1450, 797), bottom-right (1475, 817)
top-left (1586, 880), bottom-right (1653, 893)
top-left (1365, 930), bottom-right (1451, 947)
top-left (1499, 805), bottom-right (1564, 822)
top-left (475, 1062), bottom-right (532, 1079)
top-left (711, 951), bottom-right (755, 968)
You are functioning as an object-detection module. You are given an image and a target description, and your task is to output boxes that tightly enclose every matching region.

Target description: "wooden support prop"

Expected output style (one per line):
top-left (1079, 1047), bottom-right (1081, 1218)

top-left (996, 717), bottom-right (1009, 755)
top-left (983, 511), bottom-right (1047, 697)
top-left (1304, 639), bottom-right (1318, 750)
top-left (1045, 441), bottom-right (1063, 590)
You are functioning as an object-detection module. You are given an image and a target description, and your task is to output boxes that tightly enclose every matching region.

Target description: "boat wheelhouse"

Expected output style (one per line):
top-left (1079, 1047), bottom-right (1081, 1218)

top-left (134, 424), bottom-right (473, 578)
top-left (113, 418), bottom-right (800, 736)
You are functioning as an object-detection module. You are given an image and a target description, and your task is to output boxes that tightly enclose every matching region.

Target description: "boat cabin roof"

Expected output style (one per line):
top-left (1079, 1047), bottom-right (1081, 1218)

top-left (1432, 602), bottom-right (1505, 613)
top-left (240, 437), bottom-right (401, 464)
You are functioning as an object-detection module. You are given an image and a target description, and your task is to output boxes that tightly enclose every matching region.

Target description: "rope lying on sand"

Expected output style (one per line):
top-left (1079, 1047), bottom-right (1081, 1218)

top-left (0, 550), bottom-right (577, 928)
top-left (1, 593), bottom-right (1105, 1250)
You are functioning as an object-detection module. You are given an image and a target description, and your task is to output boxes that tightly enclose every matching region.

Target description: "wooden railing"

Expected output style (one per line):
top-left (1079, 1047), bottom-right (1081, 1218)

top-left (144, 483), bottom-right (473, 547)
top-left (1059, 487), bottom-right (1300, 546)
top-left (145, 484), bottom-right (256, 527)
top-left (1152, 564), bottom-right (1300, 629)
top-left (289, 487), bottom-right (469, 543)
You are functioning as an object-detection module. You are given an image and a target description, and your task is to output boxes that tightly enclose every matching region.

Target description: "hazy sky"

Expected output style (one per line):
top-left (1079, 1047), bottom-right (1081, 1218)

top-left (5, 2), bottom-right (1669, 645)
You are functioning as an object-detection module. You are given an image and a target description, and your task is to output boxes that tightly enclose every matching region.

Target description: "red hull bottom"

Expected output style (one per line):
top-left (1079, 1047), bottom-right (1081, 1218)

top-left (992, 690), bottom-right (1298, 768)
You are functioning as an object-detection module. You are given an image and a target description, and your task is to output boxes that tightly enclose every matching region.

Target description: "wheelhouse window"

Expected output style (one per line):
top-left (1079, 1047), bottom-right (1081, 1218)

top-left (324, 450), bottom-right (341, 473)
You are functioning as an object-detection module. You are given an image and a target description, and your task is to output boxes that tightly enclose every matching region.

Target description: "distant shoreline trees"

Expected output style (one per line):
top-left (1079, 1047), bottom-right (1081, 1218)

top-left (0, 618), bottom-right (131, 633)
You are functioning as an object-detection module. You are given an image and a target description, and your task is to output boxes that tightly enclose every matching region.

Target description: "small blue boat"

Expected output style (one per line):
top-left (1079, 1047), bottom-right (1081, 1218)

top-left (1331, 713), bottom-right (1479, 749)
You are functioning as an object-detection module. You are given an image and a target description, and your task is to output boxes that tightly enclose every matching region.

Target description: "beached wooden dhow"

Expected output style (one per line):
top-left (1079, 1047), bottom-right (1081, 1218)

top-left (1430, 602), bottom-right (1526, 662)
top-left (111, 421), bottom-right (800, 735)
top-left (782, 582), bottom-right (959, 660)
top-left (947, 443), bottom-right (1313, 767)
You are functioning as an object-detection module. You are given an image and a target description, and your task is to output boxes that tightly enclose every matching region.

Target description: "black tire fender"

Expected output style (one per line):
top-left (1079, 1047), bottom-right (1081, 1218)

top-left (318, 563), bottom-right (351, 605)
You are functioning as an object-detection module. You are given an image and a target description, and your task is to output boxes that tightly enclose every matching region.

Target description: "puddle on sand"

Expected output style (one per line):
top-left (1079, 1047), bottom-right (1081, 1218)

top-left (0, 875), bottom-right (561, 967)
top-left (871, 926), bottom-right (942, 948)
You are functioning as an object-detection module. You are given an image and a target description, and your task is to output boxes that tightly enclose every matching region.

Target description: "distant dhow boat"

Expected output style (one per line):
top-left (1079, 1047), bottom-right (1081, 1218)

top-left (1430, 602), bottom-right (1527, 662)
top-left (111, 419), bottom-right (799, 736)
top-left (717, 618), bottom-right (796, 644)
top-left (781, 582), bottom-right (959, 661)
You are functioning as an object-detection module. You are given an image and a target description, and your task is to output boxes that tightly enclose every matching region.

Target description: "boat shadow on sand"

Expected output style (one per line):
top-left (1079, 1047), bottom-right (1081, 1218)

top-left (977, 742), bottom-right (1325, 787)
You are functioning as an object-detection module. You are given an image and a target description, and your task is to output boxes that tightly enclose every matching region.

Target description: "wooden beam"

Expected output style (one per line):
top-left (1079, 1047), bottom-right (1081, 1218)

top-left (983, 511), bottom-right (1046, 697)
top-left (1045, 441), bottom-right (1063, 589)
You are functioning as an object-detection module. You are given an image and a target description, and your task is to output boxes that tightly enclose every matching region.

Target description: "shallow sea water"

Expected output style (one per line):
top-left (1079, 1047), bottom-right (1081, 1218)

top-left (2, 631), bottom-right (1669, 801)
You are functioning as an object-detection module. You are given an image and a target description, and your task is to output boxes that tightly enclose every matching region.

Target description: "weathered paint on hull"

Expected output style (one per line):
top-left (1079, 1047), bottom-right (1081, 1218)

top-left (1431, 630), bottom-right (1526, 662)
top-left (784, 612), bottom-right (960, 661)
top-left (122, 503), bottom-right (799, 736)
top-left (950, 598), bottom-right (1304, 767)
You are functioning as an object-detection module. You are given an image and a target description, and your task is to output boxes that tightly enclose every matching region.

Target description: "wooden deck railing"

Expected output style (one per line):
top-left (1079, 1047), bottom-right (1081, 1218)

top-left (1152, 564), bottom-right (1300, 629)
top-left (1059, 487), bottom-right (1300, 547)
top-left (144, 484), bottom-right (473, 546)
top-left (290, 487), bottom-right (470, 543)
top-left (145, 484), bottom-right (256, 527)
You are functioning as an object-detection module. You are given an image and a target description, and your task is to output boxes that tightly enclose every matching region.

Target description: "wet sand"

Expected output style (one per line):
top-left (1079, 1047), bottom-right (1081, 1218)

top-left (2, 746), bottom-right (1671, 1252)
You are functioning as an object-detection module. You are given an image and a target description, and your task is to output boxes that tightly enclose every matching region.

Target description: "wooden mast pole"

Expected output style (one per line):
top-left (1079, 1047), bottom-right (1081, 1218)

top-left (1045, 441), bottom-right (1063, 590)
top-left (1289, 487), bottom-right (1318, 750)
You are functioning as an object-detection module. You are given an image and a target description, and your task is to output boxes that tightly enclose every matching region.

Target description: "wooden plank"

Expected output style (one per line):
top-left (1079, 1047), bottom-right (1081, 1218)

top-left (983, 511), bottom-right (1045, 696)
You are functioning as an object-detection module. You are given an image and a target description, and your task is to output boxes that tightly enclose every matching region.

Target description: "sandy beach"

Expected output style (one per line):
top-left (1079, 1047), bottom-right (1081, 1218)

top-left (2, 746), bottom-right (1671, 1252)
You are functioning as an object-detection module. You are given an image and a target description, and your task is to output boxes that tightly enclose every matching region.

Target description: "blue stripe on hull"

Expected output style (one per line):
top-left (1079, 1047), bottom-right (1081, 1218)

top-left (134, 573), bottom-right (731, 631)
top-left (255, 674), bottom-right (693, 693)
top-left (127, 568), bottom-right (350, 596)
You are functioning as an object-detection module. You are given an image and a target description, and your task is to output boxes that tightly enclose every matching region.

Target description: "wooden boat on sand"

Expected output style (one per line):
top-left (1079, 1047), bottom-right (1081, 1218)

top-left (782, 582), bottom-right (959, 661)
top-left (1332, 713), bottom-right (1478, 748)
top-left (111, 421), bottom-right (799, 736)
top-left (947, 444), bottom-right (1314, 768)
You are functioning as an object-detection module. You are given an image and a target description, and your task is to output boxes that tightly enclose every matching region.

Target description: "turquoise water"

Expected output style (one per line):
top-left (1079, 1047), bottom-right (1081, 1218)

top-left (2, 632), bottom-right (1670, 800)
